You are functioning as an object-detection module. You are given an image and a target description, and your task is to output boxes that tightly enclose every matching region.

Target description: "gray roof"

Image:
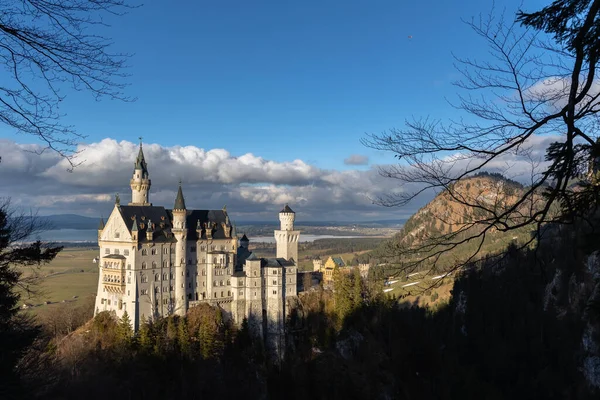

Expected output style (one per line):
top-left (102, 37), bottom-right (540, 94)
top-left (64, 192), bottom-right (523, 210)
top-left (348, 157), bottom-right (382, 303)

top-left (240, 234), bottom-right (249, 242)
top-left (134, 144), bottom-right (149, 178)
top-left (119, 205), bottom-right (173, 243)
top-left (117, 206), bottom-right (233, 243)
top-left (174, 184), bottom-right (186, 210)
top-left (281, 204), bottom-right (295, 213)
top-left (262, 257), bottom-right (295, 267)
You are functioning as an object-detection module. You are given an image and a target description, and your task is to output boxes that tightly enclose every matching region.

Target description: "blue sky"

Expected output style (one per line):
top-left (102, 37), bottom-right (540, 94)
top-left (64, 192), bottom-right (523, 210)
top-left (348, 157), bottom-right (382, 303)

top-left (1, 0), bottom-right (553, 220)
top-left (5, 0), bottom-right (546, 167)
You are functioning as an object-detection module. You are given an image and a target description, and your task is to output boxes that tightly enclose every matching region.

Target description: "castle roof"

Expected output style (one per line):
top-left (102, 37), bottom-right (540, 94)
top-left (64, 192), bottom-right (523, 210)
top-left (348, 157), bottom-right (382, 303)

top-left (331, 256), bottom-right (345, 267)
top-left (134, 143), bottom-right (149, 177)
top-left (280, 204), bottom-right (294, 213)
top-left (173, 183), bottom-right (186, 210)
top-left (240, 234), bottom-right (249, 242)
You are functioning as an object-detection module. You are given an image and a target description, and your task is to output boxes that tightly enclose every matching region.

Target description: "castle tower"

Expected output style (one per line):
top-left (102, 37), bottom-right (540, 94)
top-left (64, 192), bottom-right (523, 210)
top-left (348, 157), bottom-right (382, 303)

top-left (274, 204), bottom-right (299, 262)
top-left (172, 182), bottom-right (187, 316)
top-left (129, 140), bottom-right (152, 206)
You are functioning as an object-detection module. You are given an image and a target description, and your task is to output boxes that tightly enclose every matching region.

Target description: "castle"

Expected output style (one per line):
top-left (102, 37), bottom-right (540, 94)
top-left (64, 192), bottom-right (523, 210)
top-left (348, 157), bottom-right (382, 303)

top-left (95, 142), bottom-right (299, 352)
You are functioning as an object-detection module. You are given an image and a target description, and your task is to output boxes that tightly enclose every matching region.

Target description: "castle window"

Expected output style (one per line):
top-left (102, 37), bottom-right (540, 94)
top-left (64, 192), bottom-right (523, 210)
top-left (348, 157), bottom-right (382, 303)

top-left (163, 286), bottom-right (168, 292)
top-left (152, 261), bottom-right (157, 269)
top-left (127, 277), bottom-right (131, 284)
top-left (186, 271), bottom-right (189, 277)
top-left (239, 290), bottom-right (243, 295)
top-left (227, 279), bottom-right (230, 285)
top-left (213, 281), bottom-right (217, 286)
top-left (163, 273), bottom-right (168, 280)
top-left (191, 246), bottom-right (196, 253)
top-left (155, 274), bottom-right (160, 281)
top-left (188, 294), bottom-right (192, 300)
top-left (273, 290), bottom-right (277, 295)
top-left (170, 273), bottom-right (174, 280)
top-left (141, 289), bottom-right (148, 295)
top-left (202, 281), bottom-right (205, 287)
top-left (115, 232), bottom-right (120, 238)
top-left (220, 280), bottom-right (224, 286)
top-left (141, 262), bottom-right (147, 270)
top-left (273, 270), bottom-right (277, 275)
top-left (141, 248), bottom-right (147, 256)
top-left (214, 292), bottom-right (216, 298)
top-left (202, 269), bottom-right (205, 276)
top-left (202, 292), bottom-right (206, 299)
top-left (124, 249), bottom-right (129, 256)
top-left (164, 247), bottom-right (169, 254)
top-left (227, 290), bottom-right (230, 296)
top-left (220, 291), bottom-right (223, 297)
top-left (108, 300), bottom-right (111, 305)
top-left (170, 285), bottom-right (174, 291)
top-left (155, 286), bottom-right (159, 293)
top-left (114, 249), bottom-right (120, 255)
top-left (163, 260), bottom-right (168, 268)
top-left (188, 282), bottom-right (192, 288)
top-left (141, 274), bottom-right (148, 283)
top-left (105, 248), bottom-right (110, 254)
top-left (273, 280), bottom-right (277, 285)
top-left (151, 248), bottom-right (157, 255)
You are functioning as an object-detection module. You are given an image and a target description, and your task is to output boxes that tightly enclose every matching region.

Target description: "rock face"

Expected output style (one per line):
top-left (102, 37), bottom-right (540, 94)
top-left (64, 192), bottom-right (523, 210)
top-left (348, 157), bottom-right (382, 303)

top-left (581, 251), bottom-right (600, 389)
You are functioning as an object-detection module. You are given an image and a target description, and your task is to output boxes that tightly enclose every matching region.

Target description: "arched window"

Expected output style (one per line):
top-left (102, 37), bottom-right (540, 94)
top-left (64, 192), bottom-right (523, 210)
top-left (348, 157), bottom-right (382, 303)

top-left (220, 280), bottom-right (224, 286)
top-left (141, 262), bottom-right (147, 270)
top-left (163, 273), bottom-right (168, 280)
top-left (141, 248), bottom-right (147, 256)
top-left (227, 280), bottom-right (230, 285)
top-left (141, 274), bottom-right (148, 283)
top-left (155, 286), bottom-right (160, 293)
top-left (155, 273), bottom-right (160, 281)
top-left (114, 249), bottom-right (120, 255)
top-left (152, 261), bottom-right (157, 269)
top-left (163, 260), bottom-right (167, 268)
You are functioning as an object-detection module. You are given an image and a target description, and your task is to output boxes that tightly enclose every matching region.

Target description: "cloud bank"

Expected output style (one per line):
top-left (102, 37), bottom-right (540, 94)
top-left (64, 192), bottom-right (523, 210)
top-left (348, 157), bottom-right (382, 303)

top-left (0, 137), bottom-right (558, 221)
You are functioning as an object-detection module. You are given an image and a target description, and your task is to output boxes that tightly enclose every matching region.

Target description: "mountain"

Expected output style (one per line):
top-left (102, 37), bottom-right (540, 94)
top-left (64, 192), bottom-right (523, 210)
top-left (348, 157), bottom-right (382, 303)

top-left (37, 214), bottom-right (101, 230)
top-left (376, 173), bottom-right (536, 267)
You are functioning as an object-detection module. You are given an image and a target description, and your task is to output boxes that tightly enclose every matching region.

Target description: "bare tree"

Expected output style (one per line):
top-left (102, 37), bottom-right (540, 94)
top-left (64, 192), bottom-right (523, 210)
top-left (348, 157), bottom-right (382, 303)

top-left (0, 0), bottom-right (135, 168)
top-left (363, 0), bottom-right (600, 277)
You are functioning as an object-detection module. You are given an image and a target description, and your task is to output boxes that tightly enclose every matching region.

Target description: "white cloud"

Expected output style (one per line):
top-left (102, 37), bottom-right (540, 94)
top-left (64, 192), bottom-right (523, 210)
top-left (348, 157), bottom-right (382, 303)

top-left (344, 154), bottom-right (369, 165)
top-left (0, 134), bottom-right (562, 221)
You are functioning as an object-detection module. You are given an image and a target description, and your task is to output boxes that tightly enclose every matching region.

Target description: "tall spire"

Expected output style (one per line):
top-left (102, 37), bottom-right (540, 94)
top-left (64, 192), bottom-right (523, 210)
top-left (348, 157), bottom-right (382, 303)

top-left (134, 139), bottom-right (149, 178)
top-left (174, 180), bottom-right (186, 210)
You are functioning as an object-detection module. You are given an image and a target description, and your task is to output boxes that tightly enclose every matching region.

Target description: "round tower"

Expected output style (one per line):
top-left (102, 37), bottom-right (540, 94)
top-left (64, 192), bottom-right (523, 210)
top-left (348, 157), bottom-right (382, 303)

top-left (274, 204), bottom-right (300, 262)
top-left (172, 182), bottom-right (187, 316)
top-left (130, 140), bottom-right (152, 205)
top-left (279, 204), bottom-right (295, 230)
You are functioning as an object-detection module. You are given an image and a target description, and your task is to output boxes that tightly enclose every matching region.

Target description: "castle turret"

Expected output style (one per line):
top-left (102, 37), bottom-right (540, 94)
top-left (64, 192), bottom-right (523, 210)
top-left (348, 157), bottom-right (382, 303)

top-left (172, 182), bottom-right (187, 316)
top-left (129, 140), bottom-right (152, 206)
top-left (274, 204), bottom-right (300, 263)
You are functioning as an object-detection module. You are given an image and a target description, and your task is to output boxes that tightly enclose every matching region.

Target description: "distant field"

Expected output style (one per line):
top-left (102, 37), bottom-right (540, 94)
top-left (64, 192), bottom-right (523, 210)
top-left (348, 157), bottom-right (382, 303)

top-left (19, 247), bottom-right (99, 317)
top-left (380, 270), bottom-right (454, 309)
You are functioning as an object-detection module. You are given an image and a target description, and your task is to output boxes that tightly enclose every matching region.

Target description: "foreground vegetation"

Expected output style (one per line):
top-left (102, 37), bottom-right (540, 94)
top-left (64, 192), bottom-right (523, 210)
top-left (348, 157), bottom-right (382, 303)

top-left (2, 215), bottom-right (597, 399)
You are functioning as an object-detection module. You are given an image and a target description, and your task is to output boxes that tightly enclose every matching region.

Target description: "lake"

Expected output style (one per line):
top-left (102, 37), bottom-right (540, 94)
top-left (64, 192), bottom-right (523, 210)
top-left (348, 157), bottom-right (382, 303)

top-left (34, 229), bottom-right (372, 244)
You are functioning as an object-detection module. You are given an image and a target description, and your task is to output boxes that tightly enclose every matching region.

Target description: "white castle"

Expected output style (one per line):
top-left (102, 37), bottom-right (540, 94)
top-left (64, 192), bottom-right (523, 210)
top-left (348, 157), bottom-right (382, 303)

top-left (95, 142), bottom-right (299, 352)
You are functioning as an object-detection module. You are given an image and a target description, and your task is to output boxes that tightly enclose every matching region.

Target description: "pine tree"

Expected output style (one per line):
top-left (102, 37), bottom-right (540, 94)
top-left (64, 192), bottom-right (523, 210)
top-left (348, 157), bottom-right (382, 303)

top-left (137, 315), bottom-right (152, 352)
top-left (116, 310), bottom-right (133, 346)
top-left (178, 318), bottom-right (191, 357)
top-left (352, 268), bottom-right (363, 309)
